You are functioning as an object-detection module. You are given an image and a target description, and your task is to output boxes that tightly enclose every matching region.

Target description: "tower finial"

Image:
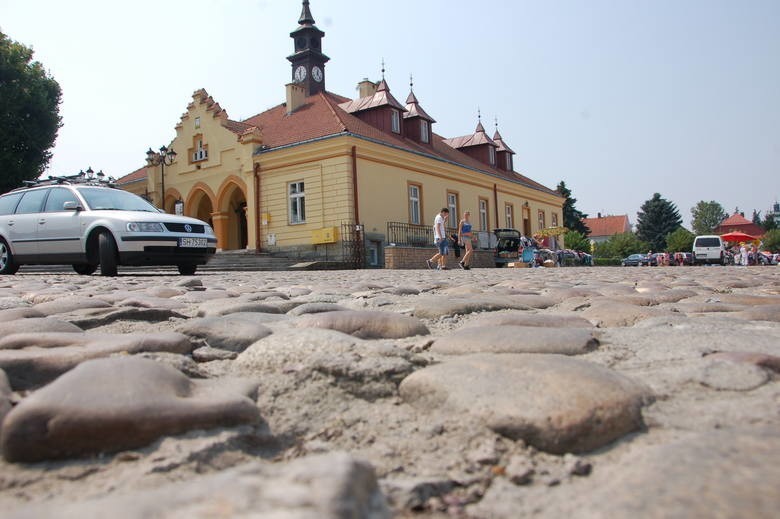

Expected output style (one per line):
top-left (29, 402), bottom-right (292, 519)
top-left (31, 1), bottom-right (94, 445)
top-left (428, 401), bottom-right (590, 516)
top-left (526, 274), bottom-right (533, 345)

top-left (299, 0), bottom-right (315, 25)
top-left (478, 107), bottom-right (482, 121)
top-left (494, 116), bottom-right (498, 130)
top-left (381, 58), bottom-right (386, 80)
top-left (409, 73), bottom-right (414, 92)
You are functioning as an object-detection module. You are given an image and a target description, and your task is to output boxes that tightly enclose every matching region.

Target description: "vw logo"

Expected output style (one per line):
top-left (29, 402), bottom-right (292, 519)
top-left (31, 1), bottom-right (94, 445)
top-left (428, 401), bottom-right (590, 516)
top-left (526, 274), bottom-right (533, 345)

top-left (184, 224), bottom-right (192, 233)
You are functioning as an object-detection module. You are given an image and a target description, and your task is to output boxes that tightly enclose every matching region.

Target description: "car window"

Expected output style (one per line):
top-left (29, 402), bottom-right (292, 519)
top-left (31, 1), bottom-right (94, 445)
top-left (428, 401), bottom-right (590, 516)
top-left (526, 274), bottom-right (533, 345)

top-left (44, 187), bottom-right (79, 212)
top-left (695, 238), bottom-right (721, 247)
top-left (0, 193), bottom-right (24, 215)
top-left (15, 189), bottom-right (49, 214)
top-left (77, 187), bottom-right (159, 212)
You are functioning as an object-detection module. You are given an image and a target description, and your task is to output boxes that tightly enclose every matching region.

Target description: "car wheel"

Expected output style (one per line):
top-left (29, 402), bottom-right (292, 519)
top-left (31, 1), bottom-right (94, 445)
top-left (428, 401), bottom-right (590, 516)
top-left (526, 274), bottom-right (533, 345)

top-left (98, 231), bottom-right (118, 277)
top-left (177, 264), bottom-right (197, 275)
top-left (0, 239), bottom-right (19, 275)
top-left (495, 262), bottom-right (504, 268)
top-left (72, 264), bottom-right (98, 275)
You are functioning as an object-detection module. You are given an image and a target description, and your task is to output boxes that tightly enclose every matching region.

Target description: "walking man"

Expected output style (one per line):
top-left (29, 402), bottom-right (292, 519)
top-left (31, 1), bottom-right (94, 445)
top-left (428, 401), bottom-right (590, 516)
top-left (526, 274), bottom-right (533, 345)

top-left (427, 208), bottom-right (450, 270)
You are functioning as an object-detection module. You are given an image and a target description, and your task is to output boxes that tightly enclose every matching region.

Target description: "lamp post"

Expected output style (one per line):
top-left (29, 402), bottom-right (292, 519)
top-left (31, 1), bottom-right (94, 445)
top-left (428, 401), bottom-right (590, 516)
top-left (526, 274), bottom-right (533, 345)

top-left (146, 145), bottom-right (177, 211)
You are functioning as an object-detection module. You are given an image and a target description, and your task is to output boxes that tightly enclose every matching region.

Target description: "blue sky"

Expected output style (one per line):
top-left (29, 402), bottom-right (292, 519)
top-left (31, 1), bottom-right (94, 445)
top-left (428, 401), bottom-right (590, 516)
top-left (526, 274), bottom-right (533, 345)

top-left (1, 0), bottom-right (778, 227)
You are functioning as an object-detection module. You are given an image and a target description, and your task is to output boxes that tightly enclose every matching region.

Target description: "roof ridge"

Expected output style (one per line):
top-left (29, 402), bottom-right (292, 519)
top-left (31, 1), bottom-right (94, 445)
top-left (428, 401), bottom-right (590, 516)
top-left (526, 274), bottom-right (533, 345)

top-left (321, 92), bottom-right (350, 132)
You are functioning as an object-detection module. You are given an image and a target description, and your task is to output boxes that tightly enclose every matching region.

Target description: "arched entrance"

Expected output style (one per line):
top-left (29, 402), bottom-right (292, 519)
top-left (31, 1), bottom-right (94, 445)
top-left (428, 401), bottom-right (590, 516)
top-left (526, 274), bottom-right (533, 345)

top-left (217, 179), bottom-right (248, 251)
top-left (188, 188), bottom-right (215, 230)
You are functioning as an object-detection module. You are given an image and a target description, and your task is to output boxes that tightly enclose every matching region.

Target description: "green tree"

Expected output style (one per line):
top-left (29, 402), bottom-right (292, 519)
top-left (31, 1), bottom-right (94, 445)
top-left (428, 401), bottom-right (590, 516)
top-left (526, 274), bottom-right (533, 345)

top-left (0, 31), bottom-right (62, 193)
top-left (762, 229), bottom-right (780, 252)
top-left (563, 230), bottom-right (590, 252)
top-left (556, 181), bottom-right (589, 235)
top-left (752, 210), bottom-right (761, 226)
top-left (762, 213), bottom-right (777, 232)
top-left (593, 232), bottom-right (649, 259)
top-left (636, 193), bottom-right (683, 251)
top-left (666, 227), bottom-right (695, 253)
top-left (691, 200), bottom-right (727, 235)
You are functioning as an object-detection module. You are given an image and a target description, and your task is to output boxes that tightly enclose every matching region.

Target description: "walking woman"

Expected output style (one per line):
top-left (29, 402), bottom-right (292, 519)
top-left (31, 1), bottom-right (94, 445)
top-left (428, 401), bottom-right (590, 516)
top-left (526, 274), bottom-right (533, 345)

top-left (458, 210), bottom-right (474, 269)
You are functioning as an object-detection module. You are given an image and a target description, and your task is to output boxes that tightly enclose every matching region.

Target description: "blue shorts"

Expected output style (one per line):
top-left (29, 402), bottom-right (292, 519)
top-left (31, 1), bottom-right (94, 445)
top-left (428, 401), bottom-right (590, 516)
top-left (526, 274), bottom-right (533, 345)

top-left (436, 238), bottom-right (449, 255)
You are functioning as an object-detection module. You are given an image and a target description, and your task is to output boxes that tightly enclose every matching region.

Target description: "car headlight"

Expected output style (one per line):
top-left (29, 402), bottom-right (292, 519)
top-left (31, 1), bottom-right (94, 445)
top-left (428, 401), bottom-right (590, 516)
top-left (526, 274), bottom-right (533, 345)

top-left (127, 222), bottom-right (165, 232)
top-left (203, 224), bottom-right (214, 235)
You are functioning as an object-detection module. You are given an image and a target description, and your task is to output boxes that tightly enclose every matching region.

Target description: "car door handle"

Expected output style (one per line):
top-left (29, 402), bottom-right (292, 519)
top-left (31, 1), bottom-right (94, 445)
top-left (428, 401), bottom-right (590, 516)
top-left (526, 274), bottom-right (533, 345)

top-left (38, 219), bottom-right (47, 225)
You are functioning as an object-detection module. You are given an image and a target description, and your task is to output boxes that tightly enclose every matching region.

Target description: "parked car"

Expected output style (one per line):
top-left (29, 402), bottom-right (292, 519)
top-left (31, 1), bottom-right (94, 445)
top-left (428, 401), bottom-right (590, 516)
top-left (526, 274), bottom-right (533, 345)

top-left (493, 228), bottom-right (521, 267)
top-left (621, 253), bottom-right (645, 266)
top-left (669, 252), bottom-right (694, 266)
top-left (0, 176), bottom-right (217, 276)
top-left (692, 235), bottom-right (725, 265)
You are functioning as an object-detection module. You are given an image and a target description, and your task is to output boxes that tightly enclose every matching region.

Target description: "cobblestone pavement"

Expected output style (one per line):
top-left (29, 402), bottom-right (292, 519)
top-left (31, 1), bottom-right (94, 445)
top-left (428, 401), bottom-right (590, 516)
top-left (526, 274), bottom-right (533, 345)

top-left (1, 266), bottom-right (778, 518)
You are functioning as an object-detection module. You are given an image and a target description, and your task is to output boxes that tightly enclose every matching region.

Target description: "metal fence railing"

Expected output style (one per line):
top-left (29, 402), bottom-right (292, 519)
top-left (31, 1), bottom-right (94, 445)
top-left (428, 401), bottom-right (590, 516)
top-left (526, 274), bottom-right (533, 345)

top-left (386, 221), bottom-right (457, 247)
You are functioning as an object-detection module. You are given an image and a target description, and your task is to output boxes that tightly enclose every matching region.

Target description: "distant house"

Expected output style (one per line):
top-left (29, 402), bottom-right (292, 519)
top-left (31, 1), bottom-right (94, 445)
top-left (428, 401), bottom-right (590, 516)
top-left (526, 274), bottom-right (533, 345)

top-left (714, 212), bottom-right (764, 237)
top-left (581, 214), bottom-right (631, 244)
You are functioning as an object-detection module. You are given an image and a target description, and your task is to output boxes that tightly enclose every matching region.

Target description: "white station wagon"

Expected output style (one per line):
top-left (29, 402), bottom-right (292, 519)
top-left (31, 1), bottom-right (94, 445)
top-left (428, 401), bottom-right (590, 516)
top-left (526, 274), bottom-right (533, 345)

top-left (0, 177), bottom-right (217, 276)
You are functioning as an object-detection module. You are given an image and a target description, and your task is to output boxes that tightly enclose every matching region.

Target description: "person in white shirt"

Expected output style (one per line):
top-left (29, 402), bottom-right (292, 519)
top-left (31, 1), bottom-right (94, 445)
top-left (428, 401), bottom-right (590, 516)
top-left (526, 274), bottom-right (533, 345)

top-left (426, 208), bottom-right (450, 270)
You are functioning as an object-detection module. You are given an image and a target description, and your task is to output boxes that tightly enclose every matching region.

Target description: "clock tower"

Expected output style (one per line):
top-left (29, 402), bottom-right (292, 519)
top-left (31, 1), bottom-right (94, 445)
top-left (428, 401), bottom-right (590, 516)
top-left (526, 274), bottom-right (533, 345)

top-left (287, 0), bottom-right (329, 96)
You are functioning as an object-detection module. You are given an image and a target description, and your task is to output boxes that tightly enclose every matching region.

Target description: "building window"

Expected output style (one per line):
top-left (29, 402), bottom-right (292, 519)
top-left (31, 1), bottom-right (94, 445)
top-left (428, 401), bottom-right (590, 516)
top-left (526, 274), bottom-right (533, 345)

top-left (191, 137), bottom-right (208, 162)
top-left (505, 153), bottom-right (512, 170)
top-left (408, 183), bottom-right (421, 224)
top-left (194, 117), bottom-right (201, 129)
top-left (479, 198), bottom-right (489, 230)
top-left (391, 109), bottom-right (401, 134)
top-left (505, 203), bottom-right (514, 229)
top-left (551, 213), bottom-right (559, 227)
top-left (489, 146), bottom-right (496, 166)
top-left (447, 192), bottom-right (459, 220)
top-left (289, 181), bottom-right (306, 224)
top-left (420, 120), bottom-right (429, 143)
top-left (538, 210), bottom-right (546, 230)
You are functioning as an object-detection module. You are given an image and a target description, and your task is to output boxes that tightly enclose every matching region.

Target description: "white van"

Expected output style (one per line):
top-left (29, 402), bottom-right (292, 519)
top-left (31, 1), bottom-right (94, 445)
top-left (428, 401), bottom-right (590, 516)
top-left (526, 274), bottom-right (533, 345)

top-left (692, 235), bottom-right (725, 265)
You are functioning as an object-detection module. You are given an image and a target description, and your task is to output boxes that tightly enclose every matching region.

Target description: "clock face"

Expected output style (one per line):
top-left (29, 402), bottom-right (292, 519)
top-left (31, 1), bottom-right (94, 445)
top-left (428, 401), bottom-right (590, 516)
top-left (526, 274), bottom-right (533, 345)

top-left (294, 65), bottom-right (307, 82)
top-left (312, 66), bottom-right (323, 83)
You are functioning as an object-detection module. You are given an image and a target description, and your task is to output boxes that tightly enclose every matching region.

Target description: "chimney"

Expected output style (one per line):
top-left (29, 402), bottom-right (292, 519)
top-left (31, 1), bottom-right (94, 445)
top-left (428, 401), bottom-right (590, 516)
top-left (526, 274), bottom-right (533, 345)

top-left (285, 82), bottom-right (306, 114)
top-left (597, 212), bottom-right (602, 218)
top-left (357, 78), bottom-right (377, 98)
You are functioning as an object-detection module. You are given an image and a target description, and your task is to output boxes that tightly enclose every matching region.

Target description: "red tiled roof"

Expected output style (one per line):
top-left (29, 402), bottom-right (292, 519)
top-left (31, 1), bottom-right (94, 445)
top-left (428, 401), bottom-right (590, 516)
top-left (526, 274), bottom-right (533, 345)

top-left (116, 166), bottom-right (148, 185)
top-left (719, 212), bottom-right (752, 227)
top-left (582, 215), bottom-right (631, 237)
top-left (714, 212), bottom-right (764, 236)
top-left (443, 121), bottom-right (496, 149)
top-left (124, 89), bottom-right (559, 197)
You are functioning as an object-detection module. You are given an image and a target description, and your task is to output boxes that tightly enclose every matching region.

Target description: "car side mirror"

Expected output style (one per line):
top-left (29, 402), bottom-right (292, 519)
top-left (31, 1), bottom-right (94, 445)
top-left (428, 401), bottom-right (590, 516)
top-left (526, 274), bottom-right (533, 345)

top-left (63, 201), bottom-right (82, 211)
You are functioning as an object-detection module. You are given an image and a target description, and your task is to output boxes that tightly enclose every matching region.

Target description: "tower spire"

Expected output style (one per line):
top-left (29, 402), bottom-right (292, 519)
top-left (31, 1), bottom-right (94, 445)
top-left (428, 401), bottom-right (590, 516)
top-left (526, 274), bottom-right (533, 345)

top-left (299, 0), bottom-right (315, 25)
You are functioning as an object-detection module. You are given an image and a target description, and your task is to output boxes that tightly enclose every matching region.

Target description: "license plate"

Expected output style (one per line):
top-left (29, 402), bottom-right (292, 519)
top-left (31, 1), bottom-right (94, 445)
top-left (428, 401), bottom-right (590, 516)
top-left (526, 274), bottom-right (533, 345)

top-left (179, 237), bottom-right (207, 248)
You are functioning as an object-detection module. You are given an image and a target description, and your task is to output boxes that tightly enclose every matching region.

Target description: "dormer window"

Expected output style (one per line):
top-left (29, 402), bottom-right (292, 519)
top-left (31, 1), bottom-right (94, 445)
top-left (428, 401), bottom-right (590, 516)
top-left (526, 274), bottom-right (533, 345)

top-left (391, 109), bottom-right (401, 134)
top-left (505, 154), bottom-right (512, 171)
top-left (489, 146), bottom-right (496, 166)
top-left (420, 120), bottom-right (429, 143)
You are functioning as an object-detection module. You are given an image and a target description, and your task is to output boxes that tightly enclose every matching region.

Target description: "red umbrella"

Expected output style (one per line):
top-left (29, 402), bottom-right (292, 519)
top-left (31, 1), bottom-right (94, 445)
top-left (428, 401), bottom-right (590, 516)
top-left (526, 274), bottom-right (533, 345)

top-left (721, 231), bottom-right (757, 243)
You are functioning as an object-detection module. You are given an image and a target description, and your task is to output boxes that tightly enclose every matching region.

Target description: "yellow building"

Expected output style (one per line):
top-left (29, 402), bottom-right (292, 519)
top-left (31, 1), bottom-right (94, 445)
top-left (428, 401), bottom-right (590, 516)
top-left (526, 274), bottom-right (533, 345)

top-left (117, 0), bottom-right (564, 267)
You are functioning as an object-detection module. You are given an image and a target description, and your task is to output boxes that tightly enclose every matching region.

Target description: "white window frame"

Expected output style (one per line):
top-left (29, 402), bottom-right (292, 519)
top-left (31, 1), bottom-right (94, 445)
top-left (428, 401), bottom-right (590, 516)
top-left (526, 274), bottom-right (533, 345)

top-left (408, 184), bottom-right (421, 224)
top-left (289, 181), bottom-right (306, 224)
top-left (489, 146), bottom-right (496, 166)
top-left (505, 153), bottom-right (512, 170)
top-left (391, 109), bottom-right (401, 134)
top-left (505, 203), bottom-right (514, 229)
top-left (192, 139), bottom-right (208, 162)
top-left (479, 199), bottom-right (488, 230)
top-left (552, 213), bottom-right (559, 227)
top-left (447, 192), bottom-right (458, 220)
top-left (420, 120), bottom-right (429, 143)
top-left (538, 210), bottom-right (546, 230)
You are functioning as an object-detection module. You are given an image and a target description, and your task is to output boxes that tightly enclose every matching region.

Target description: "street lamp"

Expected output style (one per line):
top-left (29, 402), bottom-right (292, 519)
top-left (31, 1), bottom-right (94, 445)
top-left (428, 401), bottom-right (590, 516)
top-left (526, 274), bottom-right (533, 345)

top-left (146, 145), bottom-right (177, 210)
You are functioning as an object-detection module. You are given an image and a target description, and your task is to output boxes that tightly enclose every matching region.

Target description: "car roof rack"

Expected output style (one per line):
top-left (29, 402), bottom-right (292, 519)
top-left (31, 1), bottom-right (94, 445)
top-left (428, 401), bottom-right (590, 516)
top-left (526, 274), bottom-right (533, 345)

top-left (17, 170), bottom-right (118, 190)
